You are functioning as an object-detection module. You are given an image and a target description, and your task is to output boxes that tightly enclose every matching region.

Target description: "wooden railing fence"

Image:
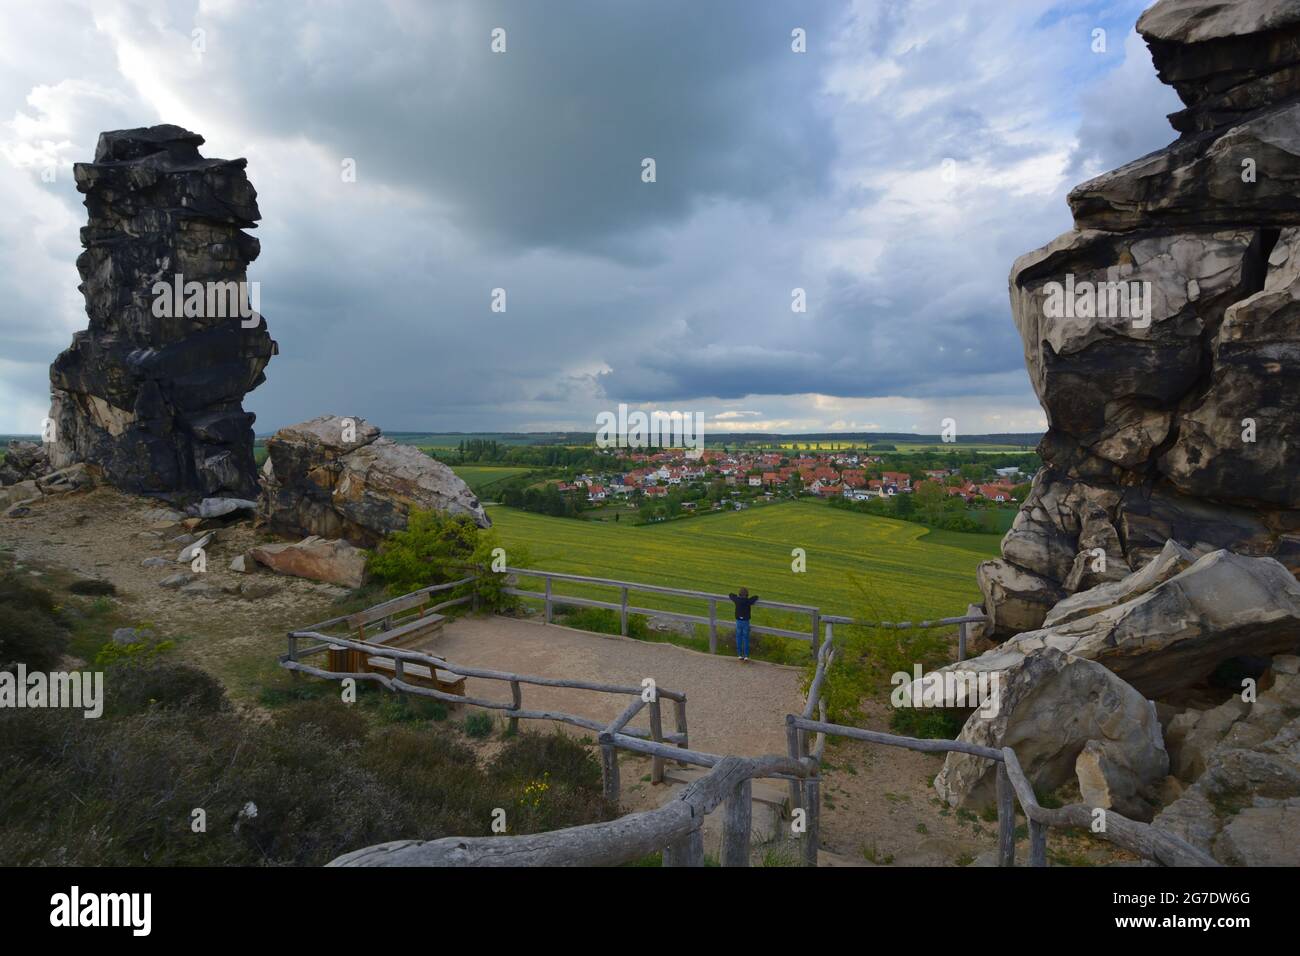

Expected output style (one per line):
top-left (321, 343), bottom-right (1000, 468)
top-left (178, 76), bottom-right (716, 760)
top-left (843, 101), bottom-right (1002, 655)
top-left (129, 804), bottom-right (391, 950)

top-left (501, 565), bottom-right (987, 660)
top-left (280, 566), bottom-right (1215, 868)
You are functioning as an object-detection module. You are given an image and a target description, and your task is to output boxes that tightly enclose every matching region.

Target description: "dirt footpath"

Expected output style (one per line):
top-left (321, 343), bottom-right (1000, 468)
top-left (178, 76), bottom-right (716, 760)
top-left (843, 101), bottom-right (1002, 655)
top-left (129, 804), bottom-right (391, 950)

top-left (420, 615), bottom-right (804, 757)
top-left (0, 485), bottom-right (345, 696)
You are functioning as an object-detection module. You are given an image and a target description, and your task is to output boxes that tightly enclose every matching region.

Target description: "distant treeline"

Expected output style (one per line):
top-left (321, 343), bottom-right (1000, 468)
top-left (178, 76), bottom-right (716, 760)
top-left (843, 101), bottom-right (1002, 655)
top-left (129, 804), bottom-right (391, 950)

top-left (829, 490), bottom-right (1009, 534)
top-left (440, 439), bottom-right (620, 470)
top-left (497, 481), bottom-right (587, 518)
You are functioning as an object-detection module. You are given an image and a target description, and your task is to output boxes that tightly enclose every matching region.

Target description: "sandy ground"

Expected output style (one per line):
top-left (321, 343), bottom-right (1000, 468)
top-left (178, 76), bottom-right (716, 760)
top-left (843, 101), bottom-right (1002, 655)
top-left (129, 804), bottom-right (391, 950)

top-left (416, 615), bottom-right (803, 757)
top-left (0, 485), bottom-right (347, 695)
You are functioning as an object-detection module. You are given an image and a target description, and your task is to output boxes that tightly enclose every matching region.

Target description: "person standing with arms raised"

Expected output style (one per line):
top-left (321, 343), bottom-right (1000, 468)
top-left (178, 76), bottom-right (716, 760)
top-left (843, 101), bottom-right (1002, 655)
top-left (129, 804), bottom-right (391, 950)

top-left (728, 587), bottom-right (759, 661)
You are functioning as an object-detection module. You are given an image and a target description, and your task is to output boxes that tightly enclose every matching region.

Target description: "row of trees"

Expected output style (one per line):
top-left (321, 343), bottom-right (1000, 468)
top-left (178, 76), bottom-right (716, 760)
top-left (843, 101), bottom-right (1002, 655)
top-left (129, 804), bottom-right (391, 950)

top-left (829, 483), bottom-right (1010, 534)
top-left (497, 481), bottom-right (587, 518)
top-left (446, 439), bottom-right (618, 470)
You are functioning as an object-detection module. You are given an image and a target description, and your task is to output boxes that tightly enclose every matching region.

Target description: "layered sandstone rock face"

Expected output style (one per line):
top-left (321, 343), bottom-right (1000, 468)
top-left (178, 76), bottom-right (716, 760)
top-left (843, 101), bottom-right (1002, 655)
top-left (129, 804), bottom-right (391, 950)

top-left (983, 1), bottom-right (1300, 636)
top-left (48, 125), bottom-right (276, 500)
top-left (258, 415), bottom-right (490, 548)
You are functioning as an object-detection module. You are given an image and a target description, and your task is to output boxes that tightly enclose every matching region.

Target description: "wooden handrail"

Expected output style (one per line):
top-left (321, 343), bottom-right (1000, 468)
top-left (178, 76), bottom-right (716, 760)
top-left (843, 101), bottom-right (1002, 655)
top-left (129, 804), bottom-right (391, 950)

top-left (289, 570), bottom-right (1218, 869)
top-left (293, 587), bottom-right (1216, 869)
top-left (296, 576), bottom-right (476, 632)
top-left (999, 747), bottom-right (1218, 867)
top-left (288, 632), bottom-right (686, 701)
top-left (328, 754), bottom-right (812, 867)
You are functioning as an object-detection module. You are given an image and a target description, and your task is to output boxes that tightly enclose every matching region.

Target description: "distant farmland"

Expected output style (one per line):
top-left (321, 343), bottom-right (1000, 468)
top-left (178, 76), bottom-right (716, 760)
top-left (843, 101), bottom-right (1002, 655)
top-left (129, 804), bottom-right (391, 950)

top-left (450, 465), bottom-right (534, 498)
top-left (485, 501), bottom-right (998, 634)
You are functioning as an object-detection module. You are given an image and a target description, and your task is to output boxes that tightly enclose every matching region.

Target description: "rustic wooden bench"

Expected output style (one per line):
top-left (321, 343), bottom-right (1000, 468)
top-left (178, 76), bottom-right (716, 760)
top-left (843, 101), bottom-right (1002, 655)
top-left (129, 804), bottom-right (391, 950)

top-left (364, 655), bottom-right (467, 698)
top-left (320, 587), bottom-right (467, 699)
top-left (348, 590), bottom-right (447, 646)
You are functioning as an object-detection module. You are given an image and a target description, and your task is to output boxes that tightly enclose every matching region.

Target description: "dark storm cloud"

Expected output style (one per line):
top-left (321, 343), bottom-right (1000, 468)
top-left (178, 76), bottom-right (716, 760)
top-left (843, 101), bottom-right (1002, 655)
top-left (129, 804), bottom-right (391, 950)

top-left (0, 0), bottom-right (1176, 434)
top-left (172, 0), bottom-right (844, 258)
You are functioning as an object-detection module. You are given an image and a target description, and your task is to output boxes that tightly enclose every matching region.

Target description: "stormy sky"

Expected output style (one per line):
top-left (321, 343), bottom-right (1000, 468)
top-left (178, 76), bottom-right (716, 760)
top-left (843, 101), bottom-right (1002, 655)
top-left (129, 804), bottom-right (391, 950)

top-left (0, 0), bottom-right (1181, 436)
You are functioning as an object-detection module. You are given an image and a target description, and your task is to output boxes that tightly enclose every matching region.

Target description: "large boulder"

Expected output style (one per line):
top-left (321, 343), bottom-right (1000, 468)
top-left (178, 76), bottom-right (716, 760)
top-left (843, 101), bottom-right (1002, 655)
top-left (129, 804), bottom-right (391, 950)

top-left (1154, 657), bottom-right (1300, 865)
top-left (0, 441), bottom-right (51, 485)
top-left (258, 415), bottom-right (488, 547)
top-left (933, 648), bottom-right (1168, 819)
top-left (946, 550), bottom-right (1300, 699)
top-left (47, 126), bottom-right (276, 500)
top-left (248, 536), bottom-right (368, 588)
top-left (985, 1), bottom-right (1300, 631)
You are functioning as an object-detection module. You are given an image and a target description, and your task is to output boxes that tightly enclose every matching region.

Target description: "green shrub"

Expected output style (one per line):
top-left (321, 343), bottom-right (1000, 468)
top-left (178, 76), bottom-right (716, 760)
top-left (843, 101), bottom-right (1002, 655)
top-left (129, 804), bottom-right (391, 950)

top-left (105, 662), bottom-right (229, 717)
top-left (806, 577), bottom-right (955, 725)
top-left (0, 697), bottom-right (610, 866)
top-left (888, 707), bottom-right (965, 740)
top-left (0, 572), bottom-right (58, 618)
top-left (373, 693), bottom-right (448, 724)
top-left (491, 731), bottom-right (602, 791)
top-left (464, 712), bottom-right (494, 738)
top-left (0, 574), bottom-right (70, 671)
top-left (94, 636), bottom-right (175, 669)
top-left (273, 697), bottom-right (371, 744)
top-left (0, 604), bottom-right (70, 672)
top-left (366, 509), bottom-right (527, 613)
top-left (67, 578), bottom-right (116, 596)
top-left (556, 606), bottom-right (647, 639)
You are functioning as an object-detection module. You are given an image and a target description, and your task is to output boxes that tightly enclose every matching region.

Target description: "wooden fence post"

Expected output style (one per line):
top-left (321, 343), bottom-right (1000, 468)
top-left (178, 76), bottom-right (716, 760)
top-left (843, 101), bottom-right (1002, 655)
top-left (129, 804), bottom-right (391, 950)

top-left (996, 761), bottom-right (1015, 867)
top-left (810, 609), bottom-right (820, 655)
top-left (785, 715), bottom-right (803, 811)
top-left (508, 680), bottom-right (522, 735)
top-left (287, 633), bottom-right (299, 680)
top-left (544, 575), bottom-right (553, 624)
top-left (1029, 818), bottom-right (1048, 867)
top-left (599, 732), bottom-right (620, 805)
top-left (708, 599), bottom-right (717, 654)
top-left (620, 587), bottom-right (629, 636)
top-left (663, 827), bottom-right (704, 867)
top-left (721, 779), bottom-right (752, 867)
top-left (673, 697), bottom-right (689, 766)
top-left (649, 698), bottom-right (665, 784)
top-left (802, 776), bottom-right (820, 867)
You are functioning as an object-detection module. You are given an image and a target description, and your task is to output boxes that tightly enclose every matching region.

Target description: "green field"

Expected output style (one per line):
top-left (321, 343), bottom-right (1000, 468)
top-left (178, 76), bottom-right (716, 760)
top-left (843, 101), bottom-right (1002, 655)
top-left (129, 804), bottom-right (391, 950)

top-left (450, 465), bottom-right (535, 498)
top-left (486, 501), bottom-right (998, 632)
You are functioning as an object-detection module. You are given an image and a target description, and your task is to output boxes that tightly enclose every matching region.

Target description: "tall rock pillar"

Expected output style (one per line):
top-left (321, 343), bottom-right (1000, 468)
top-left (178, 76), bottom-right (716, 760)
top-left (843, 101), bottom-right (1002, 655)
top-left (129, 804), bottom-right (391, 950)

top-left (48, 125), bottom-right (277, 499)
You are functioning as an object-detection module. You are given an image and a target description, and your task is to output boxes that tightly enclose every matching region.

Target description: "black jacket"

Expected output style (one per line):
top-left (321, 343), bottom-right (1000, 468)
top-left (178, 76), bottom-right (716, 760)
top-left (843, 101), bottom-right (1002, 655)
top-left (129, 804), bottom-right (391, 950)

top-left (728, 593), bottom-right (759, 620)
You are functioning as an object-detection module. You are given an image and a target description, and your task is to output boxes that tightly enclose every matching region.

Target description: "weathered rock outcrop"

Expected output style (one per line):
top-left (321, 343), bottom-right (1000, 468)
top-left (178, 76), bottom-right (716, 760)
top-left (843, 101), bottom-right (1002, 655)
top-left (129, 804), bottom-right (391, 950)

top-left (945, 550), bottom-right (1300, 698)
top-left (47, 125), bottom-right (276, 500)
top-left (982, 0), bottom-right (1300, 635)
top-left (1153, 655), bottom-right (1300, 865)
top-left (0, 441), bottom-right (52, 485)
top-left (0, 463), bottom-right (96, 517)
top-left (258, 415), bottom-right (489, 548)
top-left (934, 648), bottom-right (1168, 819)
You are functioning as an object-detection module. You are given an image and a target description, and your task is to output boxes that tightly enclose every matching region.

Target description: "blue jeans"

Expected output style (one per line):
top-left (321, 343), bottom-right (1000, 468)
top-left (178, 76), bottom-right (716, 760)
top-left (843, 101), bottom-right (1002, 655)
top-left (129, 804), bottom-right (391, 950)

top-left (735, 619), bottom-right (750, 657)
